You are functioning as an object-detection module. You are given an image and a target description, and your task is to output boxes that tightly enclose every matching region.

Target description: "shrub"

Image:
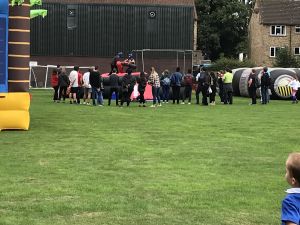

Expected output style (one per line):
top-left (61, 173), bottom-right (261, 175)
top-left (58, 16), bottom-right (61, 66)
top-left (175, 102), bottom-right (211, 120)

top-left (274, 48), bottom-right (300, 68)
top-left (210, 57), bottom-right (255, 71)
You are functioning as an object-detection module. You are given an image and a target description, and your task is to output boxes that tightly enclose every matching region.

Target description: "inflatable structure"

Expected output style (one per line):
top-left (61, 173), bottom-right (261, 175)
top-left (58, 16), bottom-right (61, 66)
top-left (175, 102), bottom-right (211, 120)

top-left (0, 0), bottom-right (46, 131)
top-left (233, 67), bottom-right (300, 100)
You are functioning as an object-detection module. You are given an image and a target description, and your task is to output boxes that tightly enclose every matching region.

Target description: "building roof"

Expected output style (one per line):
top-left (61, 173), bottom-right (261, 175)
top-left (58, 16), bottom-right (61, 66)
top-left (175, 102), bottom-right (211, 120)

top-left (42, 0), bottom-right (195, 6)
top-left (260, 0), bottom-right (300, 25)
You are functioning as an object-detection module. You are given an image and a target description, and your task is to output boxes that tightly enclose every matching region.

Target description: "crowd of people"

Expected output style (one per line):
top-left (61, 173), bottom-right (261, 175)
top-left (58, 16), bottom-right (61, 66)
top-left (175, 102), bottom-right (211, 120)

top-left (50, 63), bottom-right (300, 107)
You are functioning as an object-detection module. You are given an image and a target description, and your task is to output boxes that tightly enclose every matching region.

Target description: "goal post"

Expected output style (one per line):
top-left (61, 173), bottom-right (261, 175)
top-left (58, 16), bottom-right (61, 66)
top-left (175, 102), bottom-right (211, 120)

top-left (131, 49), bottom-right (194, 74)
top-left (29, 65), bottom-right (90, 89)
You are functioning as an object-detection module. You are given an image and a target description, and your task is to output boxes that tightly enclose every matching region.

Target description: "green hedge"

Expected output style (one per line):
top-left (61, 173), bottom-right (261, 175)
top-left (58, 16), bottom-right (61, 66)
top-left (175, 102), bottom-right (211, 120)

top-left (210, 57), bottom-right (255, 71)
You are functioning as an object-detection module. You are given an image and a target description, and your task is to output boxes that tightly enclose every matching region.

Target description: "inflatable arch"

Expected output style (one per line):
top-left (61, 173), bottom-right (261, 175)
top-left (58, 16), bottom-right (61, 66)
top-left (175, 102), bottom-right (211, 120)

top-left (0, 0), bottom-right (46, 131)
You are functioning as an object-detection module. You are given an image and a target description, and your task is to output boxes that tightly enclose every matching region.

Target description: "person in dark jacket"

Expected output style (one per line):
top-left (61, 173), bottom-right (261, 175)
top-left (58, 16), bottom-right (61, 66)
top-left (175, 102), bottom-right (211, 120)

top-left (160, 69), bottom-right (171, 103)
top-left (58, 66), bottom-right (70, 102)
top-left (217, 71), bottom-right (225, 103)
top-left (195, 67), bottom-right (209, 105)
top-left (137, 71), bottom-right (147, 107)
top-left (120, 71), bottom-right (133, 107)
top-left (89, 66), bottom-right (103, 106)
top-left (110, 52), bottom-right (123, 74)
top-left (108, 68), bottom-right (120, 106)
top-left (248, 69), bottom-right (257, 105)
top-left (260, 67), bottom-right (271, 105)
top-left (170, 67), bottom-right (183, 104)
top-left (182, 69), bottom-right (193, 104)
top-left (127, 68), bottom-right (136, 100)
top-left (209, 71), bottom-right (217, 105)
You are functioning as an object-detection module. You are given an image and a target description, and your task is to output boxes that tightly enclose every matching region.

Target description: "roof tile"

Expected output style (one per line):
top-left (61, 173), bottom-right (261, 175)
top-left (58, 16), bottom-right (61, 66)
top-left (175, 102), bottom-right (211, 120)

top-left (260, 0), bottom-right (300, 25)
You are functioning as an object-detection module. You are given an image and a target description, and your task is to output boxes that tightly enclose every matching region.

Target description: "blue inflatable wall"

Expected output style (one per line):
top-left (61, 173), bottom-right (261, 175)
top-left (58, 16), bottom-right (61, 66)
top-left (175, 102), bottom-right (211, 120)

top-left (0, 0), bottom-right (8, 93)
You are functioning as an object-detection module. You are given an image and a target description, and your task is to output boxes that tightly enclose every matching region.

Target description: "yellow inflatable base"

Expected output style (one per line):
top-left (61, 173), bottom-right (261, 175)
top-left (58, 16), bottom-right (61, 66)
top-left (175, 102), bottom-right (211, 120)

top-left (0, 93), bottom-right (30, 131)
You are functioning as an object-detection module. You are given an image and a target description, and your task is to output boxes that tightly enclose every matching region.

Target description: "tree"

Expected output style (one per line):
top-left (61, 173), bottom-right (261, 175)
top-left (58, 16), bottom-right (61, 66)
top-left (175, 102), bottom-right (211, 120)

top-left (195, 0), bottom-right (250, 60)
top-left (274, 48), bottom-right (300, 68)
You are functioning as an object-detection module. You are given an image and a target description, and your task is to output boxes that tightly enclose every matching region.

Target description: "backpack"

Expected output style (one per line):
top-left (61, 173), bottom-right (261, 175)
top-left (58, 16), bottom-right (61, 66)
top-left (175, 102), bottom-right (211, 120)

top-left (261, 72), bottom-right (271, 86)
top-left (255, 76), bottom-right (261, 88)
top-left (170, 74), bottom-right (178, 86)
top-left (162, 77), bottom-right (171, 86)
top-left (184, 75), bottom-right (193, 86)
top-left (198, 72), bottom-right (206, 83)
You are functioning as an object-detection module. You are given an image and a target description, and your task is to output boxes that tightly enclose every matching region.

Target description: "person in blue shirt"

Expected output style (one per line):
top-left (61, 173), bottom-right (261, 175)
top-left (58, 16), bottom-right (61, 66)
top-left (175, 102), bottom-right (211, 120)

top-left (170, 67), bottom-right (183, 104)
top-left (281, 153), bottom-right (300, 225)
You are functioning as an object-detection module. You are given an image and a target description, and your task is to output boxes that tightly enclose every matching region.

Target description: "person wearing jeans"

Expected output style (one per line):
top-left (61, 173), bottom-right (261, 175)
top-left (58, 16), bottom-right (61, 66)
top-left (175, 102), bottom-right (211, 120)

top-left (91, 87), bottom-right (103, 106)
top-left (149, 67), bottom-right (161, 107)
top-left (160, 69), bottom-right (171, 103)
top-left (260, 67), bottom-right (271, 105)
top-left (182, 69), bottom-right (193, 104)
top-left (222, 68), bottom-right (233, 105)
top-left (89, 66), bottom-right (103, 106)
top-left (108, 68), bottom-right (120, 106)
top-left (170, 67), bottom-right (183, 104)
top-left (261, 86), bottom-right (268, 105)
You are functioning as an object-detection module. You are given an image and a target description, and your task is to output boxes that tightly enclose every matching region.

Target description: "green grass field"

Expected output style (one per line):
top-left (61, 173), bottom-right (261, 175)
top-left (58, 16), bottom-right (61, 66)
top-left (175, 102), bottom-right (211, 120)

top-left (0, 89), bottom-right (299, 225)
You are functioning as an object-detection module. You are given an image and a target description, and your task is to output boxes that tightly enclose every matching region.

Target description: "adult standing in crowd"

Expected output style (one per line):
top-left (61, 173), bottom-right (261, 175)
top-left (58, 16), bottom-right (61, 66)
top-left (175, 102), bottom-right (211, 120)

top-left (120, 71), bottom-right (133, 107)
top-left (196, 67), bottom-right (209, 105)
top-left (58, 66), bottom-right (69, 103)
top-left (182, 69), bottom-right (193, 104)
top-left (260, 67), bottom-right (271, 105)
top-left (209, 71), bottom-right (217, 105)
top-left (160, 69), bottom-right (171, 103)
top-left (90, 66), bottom-right (103, 106)
top-left (149, 66), bottom-right (161, 107)
top-left (222, 68), bottom-right (233, 105)
top-left (82, 67), bottom-right (93, 105)
top-left (76, 69), bottom-right (83, 104)
top-left (51, 68), bottom-right (59, 103)
top-left (137, 71), bottom-right (147, 107)
top-left (170, 67), bottom-right (182, 104)
top-left (217, 71), bottom-right (225, 103)
top-left (248, 68), bottom-right (257, 105)
top-left (128, 68), bottom-right (136, 101)
top-left (108, 68), bottom-right (120, 106)
top-left (69, 66), bottom-right (79, 104)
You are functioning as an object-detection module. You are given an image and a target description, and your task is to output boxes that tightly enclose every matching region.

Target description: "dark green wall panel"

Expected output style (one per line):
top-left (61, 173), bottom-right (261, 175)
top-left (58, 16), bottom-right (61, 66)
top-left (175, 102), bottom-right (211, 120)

top-left (31, 3), bottom-right (194, 57)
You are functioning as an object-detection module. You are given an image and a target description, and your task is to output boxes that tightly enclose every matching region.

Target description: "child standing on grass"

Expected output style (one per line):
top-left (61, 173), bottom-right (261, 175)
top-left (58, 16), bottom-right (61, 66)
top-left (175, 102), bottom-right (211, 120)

top-left (288, 77), bottom-right (299, 104)
top-left (281, 153), bottom-right (300, 225)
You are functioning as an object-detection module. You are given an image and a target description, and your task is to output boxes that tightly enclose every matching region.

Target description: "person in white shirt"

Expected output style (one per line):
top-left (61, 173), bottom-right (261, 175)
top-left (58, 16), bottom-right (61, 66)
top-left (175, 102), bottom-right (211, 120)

top-left (69, 66), bottom-right (79, 104)
top-left (82, 67), bottom-right (93, 105)
top-left (289, 77), bottom-right (300, 104)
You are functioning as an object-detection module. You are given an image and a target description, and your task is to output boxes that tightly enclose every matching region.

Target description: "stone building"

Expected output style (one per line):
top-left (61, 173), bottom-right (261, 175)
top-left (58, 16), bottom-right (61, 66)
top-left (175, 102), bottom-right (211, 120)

top-left (249, 0), bottom-right (300, 66)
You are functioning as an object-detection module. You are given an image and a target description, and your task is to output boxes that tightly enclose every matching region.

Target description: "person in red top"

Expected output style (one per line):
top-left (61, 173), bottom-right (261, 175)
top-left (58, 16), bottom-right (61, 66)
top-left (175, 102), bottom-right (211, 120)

top-left (51, 68), bottom-right (59, 102)
top-left (182, 69), bottom-right (194, 104)
top-left (76, 69), bottom-right (83, 104)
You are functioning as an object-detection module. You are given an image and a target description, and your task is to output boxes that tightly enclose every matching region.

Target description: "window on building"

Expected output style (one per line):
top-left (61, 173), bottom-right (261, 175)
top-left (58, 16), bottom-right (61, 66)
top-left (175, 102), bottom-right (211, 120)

top-left (295, 47), bottom-right (300, 55)
top-left (270, 47), bottom-right (285, 57)
top-left (270, 25), bottom-right (286, 36)
top-left (296, 26), bottom-right (300, 33)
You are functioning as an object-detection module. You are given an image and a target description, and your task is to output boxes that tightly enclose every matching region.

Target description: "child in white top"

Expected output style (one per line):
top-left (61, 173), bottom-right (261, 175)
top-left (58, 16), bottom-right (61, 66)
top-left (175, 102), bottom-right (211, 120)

top-left (288, 77), bottom-right (300, 104)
